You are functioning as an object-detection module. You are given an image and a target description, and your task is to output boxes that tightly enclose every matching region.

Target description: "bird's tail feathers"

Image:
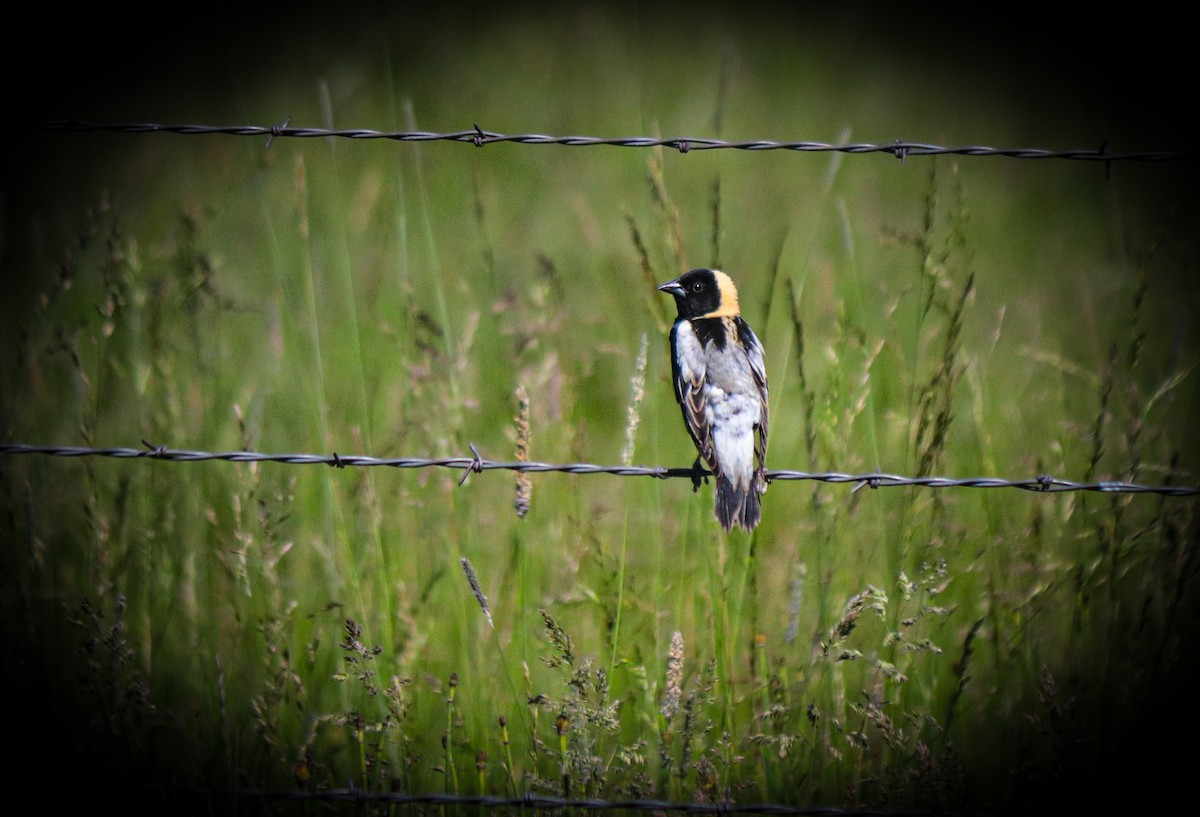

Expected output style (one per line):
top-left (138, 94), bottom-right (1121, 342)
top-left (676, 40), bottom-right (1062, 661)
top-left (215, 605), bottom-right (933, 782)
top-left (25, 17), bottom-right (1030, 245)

top-left (714, 473), bottom-right (762, 532)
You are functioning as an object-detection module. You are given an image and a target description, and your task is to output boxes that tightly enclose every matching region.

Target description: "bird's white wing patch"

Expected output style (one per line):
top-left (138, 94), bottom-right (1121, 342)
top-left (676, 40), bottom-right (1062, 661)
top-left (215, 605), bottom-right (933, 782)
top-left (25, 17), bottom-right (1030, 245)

top-left (672, 321), bottom-right (715, 466)
top-left (741, 321), bottom-right (769, 478)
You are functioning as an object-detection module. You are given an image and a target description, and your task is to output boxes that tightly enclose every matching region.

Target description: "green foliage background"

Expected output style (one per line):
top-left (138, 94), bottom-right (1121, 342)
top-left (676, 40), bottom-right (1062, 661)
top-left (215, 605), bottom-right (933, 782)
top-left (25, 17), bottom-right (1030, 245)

top-left (2, 7), bottom-right (1197, 813)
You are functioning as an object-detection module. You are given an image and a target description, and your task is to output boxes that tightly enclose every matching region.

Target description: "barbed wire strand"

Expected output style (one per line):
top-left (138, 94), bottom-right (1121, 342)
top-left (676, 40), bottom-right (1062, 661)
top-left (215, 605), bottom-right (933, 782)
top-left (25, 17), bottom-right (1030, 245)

top-left (11, 119), bottom-right (1198, 163)
top-left (130, 783), bottom-right (971, 816)
top-left (2, 443), bottom-right (1195, 497)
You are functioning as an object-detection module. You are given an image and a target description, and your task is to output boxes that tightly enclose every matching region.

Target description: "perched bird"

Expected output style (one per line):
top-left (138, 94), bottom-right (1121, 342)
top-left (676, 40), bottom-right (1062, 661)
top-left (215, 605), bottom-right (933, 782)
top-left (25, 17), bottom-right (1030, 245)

top-left (658, 268), bottom-right (768, 531)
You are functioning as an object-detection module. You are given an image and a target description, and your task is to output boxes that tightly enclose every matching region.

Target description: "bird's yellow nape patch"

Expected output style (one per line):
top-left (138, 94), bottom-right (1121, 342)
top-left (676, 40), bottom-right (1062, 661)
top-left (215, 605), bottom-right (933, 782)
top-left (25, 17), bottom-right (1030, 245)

top-left (700, 269), bottom-right (741, 318)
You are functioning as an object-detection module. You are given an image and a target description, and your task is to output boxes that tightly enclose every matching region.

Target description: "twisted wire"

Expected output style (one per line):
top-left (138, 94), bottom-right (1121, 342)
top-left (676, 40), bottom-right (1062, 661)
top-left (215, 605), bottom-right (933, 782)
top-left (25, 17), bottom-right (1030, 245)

top-left (12, 119), bottom-right (1196, 162)
top-left (2, 443), bottom-right (1195, 497)
top-left (131, 782), bottom-right (972, 815)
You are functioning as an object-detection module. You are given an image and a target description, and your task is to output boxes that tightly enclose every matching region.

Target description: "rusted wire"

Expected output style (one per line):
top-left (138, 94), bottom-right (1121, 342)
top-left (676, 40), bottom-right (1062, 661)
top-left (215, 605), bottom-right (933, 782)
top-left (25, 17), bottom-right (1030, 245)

top-left (2, 443), bottom-right (1195, 497)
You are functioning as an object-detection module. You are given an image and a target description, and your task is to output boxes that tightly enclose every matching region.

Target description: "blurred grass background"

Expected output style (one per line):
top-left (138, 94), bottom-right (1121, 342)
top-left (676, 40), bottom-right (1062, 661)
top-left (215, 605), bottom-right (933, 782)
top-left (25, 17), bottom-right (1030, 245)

top-left (2, 5), bottom-right (1197, 813)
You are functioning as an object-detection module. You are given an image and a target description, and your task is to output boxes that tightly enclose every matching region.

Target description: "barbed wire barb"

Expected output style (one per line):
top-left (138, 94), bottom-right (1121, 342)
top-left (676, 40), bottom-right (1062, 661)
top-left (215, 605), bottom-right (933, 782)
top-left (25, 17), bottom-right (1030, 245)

top-left (458, 442), bottom-right (485, 487)
top-left (9, 119), bottom-right (1199, 163)
top-left (1, 443), bottom-right (1195, 498)
top-left (265, 116), bottom-right (290, 148)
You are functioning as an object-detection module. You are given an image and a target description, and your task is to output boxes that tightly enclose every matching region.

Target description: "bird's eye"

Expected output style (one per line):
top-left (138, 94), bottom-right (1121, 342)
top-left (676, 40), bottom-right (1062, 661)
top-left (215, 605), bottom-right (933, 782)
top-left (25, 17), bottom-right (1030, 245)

top-left (692, 281), bottom-right (703, 292)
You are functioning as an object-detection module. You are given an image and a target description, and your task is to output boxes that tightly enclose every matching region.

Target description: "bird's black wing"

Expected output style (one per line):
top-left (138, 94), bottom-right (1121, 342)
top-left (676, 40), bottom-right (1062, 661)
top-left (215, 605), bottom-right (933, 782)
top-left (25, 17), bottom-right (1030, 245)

top-left (670, 319), bottom-right (716, 471)
top-left (736, 317), bottom-right (769, 484)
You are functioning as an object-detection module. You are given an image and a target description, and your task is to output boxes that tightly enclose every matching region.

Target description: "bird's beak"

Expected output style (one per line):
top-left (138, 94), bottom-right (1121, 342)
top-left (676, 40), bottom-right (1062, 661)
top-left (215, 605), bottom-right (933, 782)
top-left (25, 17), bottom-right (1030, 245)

top-left (658, 279), bottom-right (685, 298)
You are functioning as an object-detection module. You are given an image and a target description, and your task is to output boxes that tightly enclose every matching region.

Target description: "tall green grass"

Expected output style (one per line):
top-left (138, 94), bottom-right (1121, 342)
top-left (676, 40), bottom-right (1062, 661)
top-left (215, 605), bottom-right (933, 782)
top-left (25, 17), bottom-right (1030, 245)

top-left (2, 14), bottom-right (1197, 814)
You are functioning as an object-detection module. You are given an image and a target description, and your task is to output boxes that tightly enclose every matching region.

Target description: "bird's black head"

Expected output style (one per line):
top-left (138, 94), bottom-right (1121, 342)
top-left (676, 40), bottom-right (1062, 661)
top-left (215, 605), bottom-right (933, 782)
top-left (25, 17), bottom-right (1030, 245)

top-left (658, 268), bottom-right (740, 320)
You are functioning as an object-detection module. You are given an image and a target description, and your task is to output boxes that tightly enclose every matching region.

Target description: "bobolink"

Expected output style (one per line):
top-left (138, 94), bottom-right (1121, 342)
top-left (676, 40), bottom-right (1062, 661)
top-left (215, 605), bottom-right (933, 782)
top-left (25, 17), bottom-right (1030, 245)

top-left (659, 268), bottom-right (768, 532)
